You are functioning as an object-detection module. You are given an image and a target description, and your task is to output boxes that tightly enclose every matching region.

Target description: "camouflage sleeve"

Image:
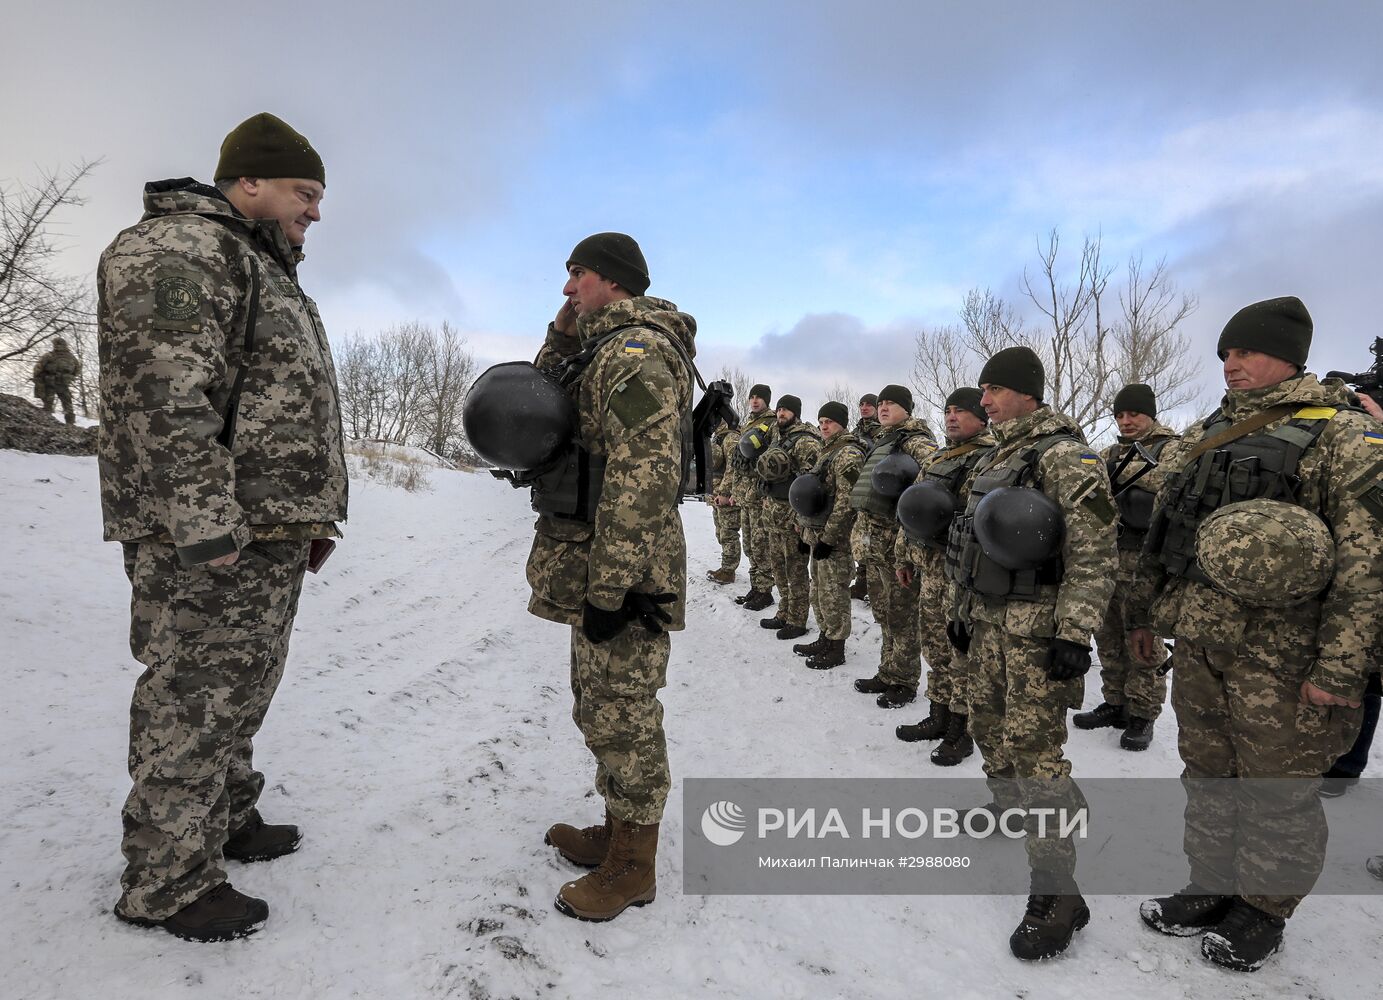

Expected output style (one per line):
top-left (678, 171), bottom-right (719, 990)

top-left (534, 322), bottom-right (582, 371)
top-left (821, 447), bottom-right (861, 546)
top-left (1042, 442), bottom-right (1118, 643)
top-left (1310, 414), bottom-right (1383, 698)
top-left (720, 431), bottom-right (741, 497)
top-left (98, 242), bottom-right (249, 563)
top-left (585, 332), bottom-right (687, 610)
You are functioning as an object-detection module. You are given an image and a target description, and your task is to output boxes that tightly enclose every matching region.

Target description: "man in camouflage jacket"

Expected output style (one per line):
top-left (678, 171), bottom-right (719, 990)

top-left (1131, 297), bottom-right (1381, 972)
top-left (756, 395), bottom-right (822, 638)
top-left (706, 419), bottom-right (742, 583)
top-left (724, 385), bottom-right (777, 609)
top-left (946, 347), bottom-right (1117, 961)
top-left (896, 387), bottom-right (994, 766)
top-left (32, 336), bottom-right (82, 424)
top-left (850, 385), bottom-right (938, 707)
top-left (849, 392), bottom-right (882, 598)
top-left (1075, 383), bottom-right (1181, 749)
top-left (528, 233), bottom-right (694, 923)
top-left (98, 114), bottom-right (345, 942)
top-left (791, 401), bottom-right (864, 668)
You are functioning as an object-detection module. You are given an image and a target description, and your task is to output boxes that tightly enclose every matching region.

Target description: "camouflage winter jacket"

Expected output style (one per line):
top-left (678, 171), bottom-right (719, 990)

top-left (897, 429), bottom-right (996, 569)
top-left (33, 345), bottom-right (81, 390)
top-left (96, 179), bottom-right (347, 564)
top-left (1100, 420), bottom-right (1181, 575)
top-left (799, 431), bottom-right (864, 547)
top-left (853, 416), bottom-right (939, 558)
top-left (1131, 375), bottom-right (1383, 700)
top-left (525, 296), bottom-right (695, 629)
top-left (709, 423), bottom-right (735, 495)
top-left (951, 406), bottom-right (1117, 644)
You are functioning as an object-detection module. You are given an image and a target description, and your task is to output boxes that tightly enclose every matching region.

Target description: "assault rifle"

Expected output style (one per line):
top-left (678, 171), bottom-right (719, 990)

top-left (1327, 337), bottom-right (1383, 410)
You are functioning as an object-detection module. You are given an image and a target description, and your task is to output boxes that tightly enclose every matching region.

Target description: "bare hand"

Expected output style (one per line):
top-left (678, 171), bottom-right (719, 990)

top-left (1361, 394), bottom-right (1383, 421)
top-left (1129, 628), bottom-right (1160, 665)
top-left (1300, 680), bottom-right (1362, 709)
top-left (553, 299), bottom-right (578, 336)
top-left (896, 566), bottom-right (914, 587)
top-left (206, 551), bottom-right (240, 567)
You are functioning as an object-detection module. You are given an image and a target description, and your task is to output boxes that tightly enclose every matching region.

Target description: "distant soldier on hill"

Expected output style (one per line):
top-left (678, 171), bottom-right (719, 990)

top-left (32, 336), bottom-right (81, 425)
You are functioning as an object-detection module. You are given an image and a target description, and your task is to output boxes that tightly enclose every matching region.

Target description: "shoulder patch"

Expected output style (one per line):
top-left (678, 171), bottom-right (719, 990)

top-left (154, 274), bottom-right (201, 322)
top-left (607, 372), bottom-right (662, 428)
top-left (1293, 406), bottom-right (1338, 421)
top-left (1079, 452), bottom-right (1100, 465)
top-left (1364, 430), bottom-right (1383, 446)
top-left (622, 339), bottom-right (647, 355)
top-left (1081, 488), bottom-right (1116, 525)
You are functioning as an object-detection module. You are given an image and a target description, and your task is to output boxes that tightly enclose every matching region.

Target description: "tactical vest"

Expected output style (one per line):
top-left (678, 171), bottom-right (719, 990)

top-left (762, 425), bottom-right (818, 501)
top-left (946, 433), bottom-right (1071, 600)
top-left (798, 439), bottom-right (866, 528)
top-left (1107, 435), bottom-right (1174, 551)
top-left (850, 428), bottom-right (930, 518)
top-left (913, 439), bottom-right (991, 550)
top-left (1145, 406), bottom-right (1337, 583)
top-left (531, 324), bottom-right (692, 524)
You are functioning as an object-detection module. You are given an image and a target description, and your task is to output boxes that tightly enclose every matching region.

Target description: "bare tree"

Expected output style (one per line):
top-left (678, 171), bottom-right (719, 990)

top-left (912, 322), bottom-right (974, 426)
top-left (0, 161), bottom-right (99, 395)
top-left (716, 365), bottom-right (756, 414)
top-left (1108, 254), bottom-right (1203, 422)
top-left (415, 321), bottom-right (477, 458)
top-left (824, 380), bottom-right (855, 405)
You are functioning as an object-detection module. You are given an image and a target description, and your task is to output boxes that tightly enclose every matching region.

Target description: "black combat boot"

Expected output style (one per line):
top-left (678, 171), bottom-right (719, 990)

top-left (849, 564), bottom-right (869, 601)
top-left (1120, 715), bottom-right (1155, 751)
top-left (776, 624), bottom-right (809, 640)
top-left (224, 810), bottom-right (302, 862)
top-left (1072, 701), bottom-right (1128, 730)
top-left (733, 587), bottom-right (755, 605)
top-left (1139, 884), bottom-right (1234, 936)
top-left (793, 635), bottom-right (829, 657)
top-left (854, 675), bottom-right (888, 694)
top-left (806, 639), bottom-right (846, 670)
top-left (759, 615), bottom-right (787, 630)
top-left (742, 590), bottom-right (775, 611)
top-left (1200, 898), bottom-right (1285, 972)
top-left (876, 685), bottom-right (916, 709)
top-left (1009, 877), bottom-right (1090, 961)
top-left (896, 701), bottom-right (950, 742)
top-left (115, 882), bottom-right (269, 942)
top-left (1318, 764), bottom-right (1361, 798)
top-left (930, 712), bottom-right (974, 766)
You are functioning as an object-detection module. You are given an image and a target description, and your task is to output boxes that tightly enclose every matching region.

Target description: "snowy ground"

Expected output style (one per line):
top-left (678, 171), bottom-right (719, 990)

top-left (2, 449), bottom-right (1379, 1000)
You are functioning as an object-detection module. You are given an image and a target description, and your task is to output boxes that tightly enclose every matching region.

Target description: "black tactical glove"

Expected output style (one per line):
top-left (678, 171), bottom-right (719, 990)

top-left (797, 539), bottom-right (811, 555)
top-left (811, 542), bottom-right (834, 560)
top-left (582, 591), bottom-right (677, 645)
top-left (945, 620), bottom-right (971, 654)
top-left (1045, 638), bottom-right (1092, 681)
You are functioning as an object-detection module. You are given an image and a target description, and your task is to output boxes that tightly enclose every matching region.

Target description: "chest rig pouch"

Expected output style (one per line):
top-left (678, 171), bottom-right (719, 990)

top-left (1108, 436), bottom-right (1173, 551)
top-left (851, 428), bottom-right (927, 518)
top-left (914, 441), bottom-right (990, 551)
top-left (1145, 408), bottom-right (1335, 582)
top-left (946, 434), bottom-right (1070, 599)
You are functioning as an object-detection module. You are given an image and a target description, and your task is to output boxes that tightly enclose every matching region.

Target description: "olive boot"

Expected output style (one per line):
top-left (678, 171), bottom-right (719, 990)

top-left (555, 818), bottom-right (658, 921)
top-left (544, 810), bottom-right (612, 868)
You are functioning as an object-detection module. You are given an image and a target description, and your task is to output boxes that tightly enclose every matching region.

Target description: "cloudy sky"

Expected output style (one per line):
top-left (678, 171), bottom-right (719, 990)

top-left (5, 0), bottom-right (1381, 426)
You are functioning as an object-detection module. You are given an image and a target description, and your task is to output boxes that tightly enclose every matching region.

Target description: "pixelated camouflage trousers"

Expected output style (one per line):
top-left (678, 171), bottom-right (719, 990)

top-left (39, 384), bottom-right (75, 423)
top-left (866, 528), bottom-right (920, 690)
top-left (1171, 639), bottom-right (1363, 919)
top-left (117, 539), bottom-right (307, 920)
top-left (1093, 570), bottom-right (1167, 719)
top-left (916, 547), bottom-right (964, 711)
top-left (969, 622), bottom-right (1085, 879)
top-left (570, 624), bottom-right (671, 826)
top-left (742, 501), bottom-right (774, 592)
top-left (712, 503), bottom-right (741, 573)
top-left (810, 539), bottom-right (854, 640)
top-left (850, 519), bottom-right (869, 578)
top-left (763, 499), bottom-right (811, 627)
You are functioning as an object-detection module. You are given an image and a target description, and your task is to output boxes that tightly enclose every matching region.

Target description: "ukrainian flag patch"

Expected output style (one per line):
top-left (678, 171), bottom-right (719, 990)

top-left (1080, 452), bottom-right (1100, 465)
top-left (623, 339), bottom-right (646, 355)
top-left (1365, 430), bottom-right (1383, 446)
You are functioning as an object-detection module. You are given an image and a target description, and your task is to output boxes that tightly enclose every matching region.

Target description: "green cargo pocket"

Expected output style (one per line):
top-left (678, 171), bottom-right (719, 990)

top-left (526, 521), bottom-right (593, 611)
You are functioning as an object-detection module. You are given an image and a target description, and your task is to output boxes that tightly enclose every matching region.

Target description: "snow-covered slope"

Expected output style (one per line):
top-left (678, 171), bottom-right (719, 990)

top-left (1, 450), bottom-right (1378, 1000)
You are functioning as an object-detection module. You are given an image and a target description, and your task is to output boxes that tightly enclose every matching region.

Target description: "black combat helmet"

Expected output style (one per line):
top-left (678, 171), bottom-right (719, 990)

top-left (870, 451), bottom-right (920, 497)
top-left (973, 486), bottom-right (1064, 570)
top-left (897, 480), bottom-right (960, 542)
top-left (789, 473), bottom-right (828, 518)
top-left (738, 420), bottom-right (774, 461)
top-left (462, 361), bottom-right (575, 471)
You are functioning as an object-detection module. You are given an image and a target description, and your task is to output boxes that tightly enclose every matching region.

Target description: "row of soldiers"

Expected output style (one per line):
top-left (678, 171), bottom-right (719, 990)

top-left (701, 296), bottom-right (1380, 970)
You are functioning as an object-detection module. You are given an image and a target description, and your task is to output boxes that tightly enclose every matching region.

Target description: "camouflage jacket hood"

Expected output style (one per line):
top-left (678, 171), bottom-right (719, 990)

top-left (989, 405), bottom-right (1087, 453)
top-left (1114, 420), bottom-right (1179, 447)
top-left (96, 176), bottom-right (347, 561)
top-left (575, 295), bottom-right (697, 363)
top-left (1217, 372), bottom-right (1355, 422)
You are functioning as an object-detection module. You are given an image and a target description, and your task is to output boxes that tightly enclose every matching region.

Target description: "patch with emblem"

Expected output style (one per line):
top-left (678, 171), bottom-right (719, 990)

top-left (1079, 452), bottom-right (1099, 465)
top-left (1365, 431), bottom-right (1383, 446)
top-left (154, 275), bottom-right (201, 321)
top-left (623, 339), bottom-right (647, 355)
top-left (607, 372), bottom-right (662, 428)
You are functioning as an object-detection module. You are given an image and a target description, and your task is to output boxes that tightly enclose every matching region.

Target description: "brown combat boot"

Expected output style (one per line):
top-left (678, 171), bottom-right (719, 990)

top-left (555, 818), bottom-right (658, 921)
top-left (544, 810), bottom-right (612, 868)
top-left (706, 568), bottom-right (737, 585)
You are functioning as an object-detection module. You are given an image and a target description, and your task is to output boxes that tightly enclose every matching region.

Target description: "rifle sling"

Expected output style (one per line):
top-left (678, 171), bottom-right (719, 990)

top-left (1180, 403), bottom-right (1297, 466)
